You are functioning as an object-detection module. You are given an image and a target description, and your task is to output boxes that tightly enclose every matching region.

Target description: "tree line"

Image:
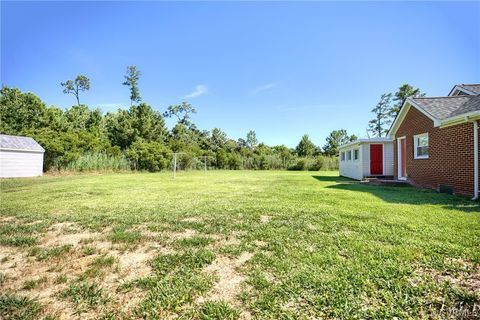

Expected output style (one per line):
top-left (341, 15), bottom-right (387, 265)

top-left (1, 66), bottom-right (357, 172)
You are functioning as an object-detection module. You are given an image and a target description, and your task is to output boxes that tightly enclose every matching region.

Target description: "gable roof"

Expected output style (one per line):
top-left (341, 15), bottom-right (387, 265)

top-left (411, 95), bottom-right (480, 120)
top-left (448, 84), bottom-right (480, 96)
top-left (388, 94), bottom-right (480, 136)
top-left (0, 134), bottom-right (45, 152)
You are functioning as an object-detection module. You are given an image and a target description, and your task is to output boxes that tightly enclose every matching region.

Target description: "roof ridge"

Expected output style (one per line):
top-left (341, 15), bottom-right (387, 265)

top-left (412, 95), bottom-right (479, 99)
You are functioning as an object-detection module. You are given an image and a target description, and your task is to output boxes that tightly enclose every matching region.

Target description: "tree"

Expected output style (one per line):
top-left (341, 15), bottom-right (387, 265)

top-left (122, 66), bottom-right (142, 105)
top-left (323, 129), bottom-right (357, 156)
top-left (129, 103), bottom-right (167, 142)
top-left (163, 102), bottom-right (197, 127)
top-left (1, 86), bottom-right (49, 134)
top-left (246, 130), bottom-right (258, 149)
top-left (104, 110), bottom-right (135, 150)
top-left (368, 93), bottom-right (392, 137)
top-left (64, 105), bottom-right (101, 132)
top-left (295, 134), bottom-right (316, 157)
top-left (210, 128), bottom-right (227, 151)
top-left (61, 75), bottom-right (90, 106)
top-left (390, 84), bottom-right (424, 118)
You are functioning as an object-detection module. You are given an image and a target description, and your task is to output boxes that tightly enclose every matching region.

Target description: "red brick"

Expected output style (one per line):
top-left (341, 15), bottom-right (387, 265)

top-left (393, 107), bottom-right (476, 197)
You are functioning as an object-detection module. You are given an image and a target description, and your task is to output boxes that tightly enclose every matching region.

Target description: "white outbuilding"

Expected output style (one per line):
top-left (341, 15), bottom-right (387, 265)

top-left (0, 134), bottom-right (45, 178)
top-left (338, 138), bottom-right (394, 180)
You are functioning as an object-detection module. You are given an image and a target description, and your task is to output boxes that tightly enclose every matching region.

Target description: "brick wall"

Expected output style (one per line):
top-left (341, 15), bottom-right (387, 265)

top-left (393, 107), bottom-right (475, 196)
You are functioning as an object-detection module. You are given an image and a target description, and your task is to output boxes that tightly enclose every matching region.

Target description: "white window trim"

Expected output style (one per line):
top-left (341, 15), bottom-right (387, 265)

top-left (353, 149), bottom-right (359, 161)
top-left (346, 150), bottom-right (352, 161)
top-left (413, 133), bottom-right (429, 159)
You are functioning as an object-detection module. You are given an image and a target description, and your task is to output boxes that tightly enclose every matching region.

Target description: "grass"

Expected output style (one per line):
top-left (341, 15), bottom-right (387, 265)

top-left (22, 276), bottom-right (48, 290)
top-left (0, 170), bottom-right (479, 319)
top-left (198, 301), bottom-right (240, 320)
top-left (61, 281), bottom-right (110, 311)
top-left (0, 293), bottom-right (42, 320)
top-left (64, 152), bottom-right (131, 172)
top-left (28, 244), bottom-right (72, 261)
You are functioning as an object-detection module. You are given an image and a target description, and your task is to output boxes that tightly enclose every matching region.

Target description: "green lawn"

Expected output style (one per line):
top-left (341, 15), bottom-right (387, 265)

top-left (0, 171), bottom-right (479, 319)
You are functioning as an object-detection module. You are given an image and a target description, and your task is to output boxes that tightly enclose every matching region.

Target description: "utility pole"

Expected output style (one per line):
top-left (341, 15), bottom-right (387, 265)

top-left (173, 152), bottom-right (177, 179)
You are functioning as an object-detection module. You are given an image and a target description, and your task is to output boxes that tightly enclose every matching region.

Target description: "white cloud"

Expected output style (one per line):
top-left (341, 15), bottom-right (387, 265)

top-left (253, 82), bottom-right (277, 93)
top-left (182, 85), bottom-right (208, 99)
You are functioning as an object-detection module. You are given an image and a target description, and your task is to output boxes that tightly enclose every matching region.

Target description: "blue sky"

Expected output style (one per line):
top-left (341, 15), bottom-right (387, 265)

top-left (2, 1), bottom-right (479, 147)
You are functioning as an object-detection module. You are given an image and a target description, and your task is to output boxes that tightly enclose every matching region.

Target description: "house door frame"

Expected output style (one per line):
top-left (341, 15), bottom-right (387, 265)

top-left (397, 136), bottom-right (407, 180)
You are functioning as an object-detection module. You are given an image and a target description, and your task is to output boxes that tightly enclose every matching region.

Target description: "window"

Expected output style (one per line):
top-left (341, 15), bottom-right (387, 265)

top-left (414, 133), bottom-right (429, 159)
top-left (346, 150), bottom-right (352, 161)
top-left (353, 149), bottom-right (359, 160)
top-left (340, 152), bottom-right (345, 161)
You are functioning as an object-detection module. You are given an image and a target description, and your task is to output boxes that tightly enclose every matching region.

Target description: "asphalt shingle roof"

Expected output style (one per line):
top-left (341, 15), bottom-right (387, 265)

top-left (458, 84), bottom-right (480, 94)
top-left (411, 95), bottom-right (480, 120)
top-left (0, 134), bottom-right (45, 152)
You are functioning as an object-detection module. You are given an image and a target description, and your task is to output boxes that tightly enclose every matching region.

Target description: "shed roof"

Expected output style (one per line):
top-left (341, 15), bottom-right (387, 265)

top-left (339, 137), bottom-right (393, 150)
top-left (0, 134), bottom-right (45, 152)
top-left (411, 95), bottom-right (480, 121)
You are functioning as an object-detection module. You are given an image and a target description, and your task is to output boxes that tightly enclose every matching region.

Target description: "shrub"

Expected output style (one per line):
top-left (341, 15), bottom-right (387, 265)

top-left (126, 140), bottom-right (171, 172)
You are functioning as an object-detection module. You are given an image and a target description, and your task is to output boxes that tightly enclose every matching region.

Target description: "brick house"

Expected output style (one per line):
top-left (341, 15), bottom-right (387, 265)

top-left (388, 84), bottom-right (480, 199)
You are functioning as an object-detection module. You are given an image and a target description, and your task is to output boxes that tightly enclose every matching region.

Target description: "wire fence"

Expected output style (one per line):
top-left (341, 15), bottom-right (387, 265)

top-left (169, 153), bottom-right (339, 172)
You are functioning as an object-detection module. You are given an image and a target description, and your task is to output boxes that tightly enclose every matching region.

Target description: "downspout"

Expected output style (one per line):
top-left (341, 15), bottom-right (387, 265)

top-left (473, 120), bottom-right (479, 201)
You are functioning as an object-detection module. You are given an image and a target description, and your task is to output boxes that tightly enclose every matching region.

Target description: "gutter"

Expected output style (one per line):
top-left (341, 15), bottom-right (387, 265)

top-left (473, 120), bottom-right (479, 201)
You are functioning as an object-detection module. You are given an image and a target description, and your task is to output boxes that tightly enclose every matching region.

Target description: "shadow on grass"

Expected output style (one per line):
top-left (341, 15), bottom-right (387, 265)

top-left (312, 175), bottom-right (480, 213)
top-left (311, 175), bottom-right (356, 183)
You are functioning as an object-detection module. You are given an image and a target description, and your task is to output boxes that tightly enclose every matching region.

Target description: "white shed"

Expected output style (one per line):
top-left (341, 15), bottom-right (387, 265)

top-left (338, 138), bottom-right (394, 180)
top-left (0, 134), bottom-right (45, 178)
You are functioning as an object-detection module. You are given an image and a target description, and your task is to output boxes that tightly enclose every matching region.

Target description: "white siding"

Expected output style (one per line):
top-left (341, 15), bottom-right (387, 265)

top-left (361, 144), bottom-right (371, 176)
top-left (339, 146), bottom-right (363, 180)
top-left (0, 150), bottom-right (44, 178)
top-left (383, 142), bottom-right (394, 176)
top-left (340, 140), bottom-right (394, 179)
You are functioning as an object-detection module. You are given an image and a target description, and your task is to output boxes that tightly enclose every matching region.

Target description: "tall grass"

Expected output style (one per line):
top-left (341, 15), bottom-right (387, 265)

top-left (64, 153), bottom-right (131, 172)
top-left (288, 156), bottom-right (339, 171)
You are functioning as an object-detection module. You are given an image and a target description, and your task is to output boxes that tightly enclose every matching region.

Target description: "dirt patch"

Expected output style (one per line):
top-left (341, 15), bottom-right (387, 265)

top-left (198, 252), bottom-right (254, 305)
top-left (260, 215), bottom-right (271, 224)
top-left (113, 246), bottom-right (157, 281)
top-left (0, 216), bottom-right (17, 223)
top-left (168, 229), bottom-right (197, 240)
top-left (41, 223), bottom-right (101, 247)
top-left (254, 240), bottom-right (267, 248)
top-left (42, 231), bottom-right (101, 247)
top-left (182, 217), bottom-right (203, 223)
top-left (417, 264), bottom-right (480, 294)
top-left (0, 246), bottom-right (25, 280)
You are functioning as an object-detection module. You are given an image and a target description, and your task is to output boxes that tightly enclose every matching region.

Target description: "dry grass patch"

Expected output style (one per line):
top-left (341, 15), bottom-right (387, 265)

top-left (168, 228), bottom-right (197, 240)
top-left (260, 215), bottom-right (271, 224)
top-left (198, 252), bottom-right (253, 305)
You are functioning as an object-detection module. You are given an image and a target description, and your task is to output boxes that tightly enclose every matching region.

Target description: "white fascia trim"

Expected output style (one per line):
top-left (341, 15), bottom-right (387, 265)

top-left (338, 138), bottom-right (393, 150)
top-left (0, 148), bottom-right (45, 153)
top-left (439, 111), bottom-right (480, 128)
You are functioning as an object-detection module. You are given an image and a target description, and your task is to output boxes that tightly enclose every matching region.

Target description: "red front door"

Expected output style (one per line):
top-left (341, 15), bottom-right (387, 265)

top-left (370, 144), bottom-right (383, 175)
